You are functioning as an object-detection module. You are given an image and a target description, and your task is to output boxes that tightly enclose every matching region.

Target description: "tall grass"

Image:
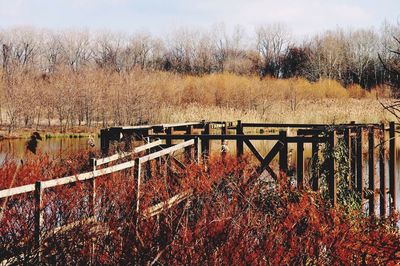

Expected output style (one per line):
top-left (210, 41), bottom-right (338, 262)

top-left (0, 69), bottom-right (394, 134)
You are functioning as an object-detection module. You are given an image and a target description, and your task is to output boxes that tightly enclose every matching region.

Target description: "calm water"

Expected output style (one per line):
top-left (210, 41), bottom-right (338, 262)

top-left (0, 137), bottom-right (100, 163)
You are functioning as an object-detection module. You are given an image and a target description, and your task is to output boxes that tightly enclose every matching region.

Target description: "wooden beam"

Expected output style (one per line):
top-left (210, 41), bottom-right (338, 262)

top-left (236, 120), bottom-right (244, 158)
top-left (343, 127), bottom-right (351, 188)
top-left (389, 121), bottom-right (397, 214)
top-left (356, 127), bottom-right (364, 201)
top-left (147, 134), bottom-right (328, 142)
top-left (327, 130), bottom-right (337, 207)
top-left (297, 141), bottom-right (304, 189)
top-left (311, 140), bottom-right (320, 191)
top-left (368, 127), bottom-right (376, 216)
top-left (139, 139), bottom-right (195, 163)
top-left (257, 141), bottom-right (284, 174)
top-left (350, 127), bottom-right (357, 189)
top-left (142, 190), bottom-right (192, 218)
top-left (243, 139), bottom-right (263, 163)
top-left (279, 131), bottom-right (288, 177)
top-left (379, 124), bottom-right (386, 218)
top-left (0, 184), bottom-right (36, 199)
top-left (95, 140), bottom-right (163, 166)
top-left (34, 181), bottom-right (43, 262)
top-left (201, 123), bottom-right (211, 160)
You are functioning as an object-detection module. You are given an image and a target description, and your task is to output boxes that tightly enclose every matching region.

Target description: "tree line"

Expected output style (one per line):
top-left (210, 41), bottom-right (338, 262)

top-left (0, 22), bottom-right (399, 132)
top-left (1, 22), bottom-right (399, 88)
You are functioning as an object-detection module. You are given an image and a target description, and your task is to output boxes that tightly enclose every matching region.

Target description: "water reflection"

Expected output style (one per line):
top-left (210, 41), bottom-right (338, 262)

top-left (0, 137), bottom-right (100, 164)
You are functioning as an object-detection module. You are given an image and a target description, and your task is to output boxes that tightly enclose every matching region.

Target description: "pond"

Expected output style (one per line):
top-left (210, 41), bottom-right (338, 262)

top-left (0, 136), bottom-right (100, 164)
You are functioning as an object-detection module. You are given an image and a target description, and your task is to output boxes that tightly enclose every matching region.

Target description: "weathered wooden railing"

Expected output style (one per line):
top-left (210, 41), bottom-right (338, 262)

top-left (101, 121), bottom-right (398, 216)
top-left (0, 138), bottom-right (197, 264)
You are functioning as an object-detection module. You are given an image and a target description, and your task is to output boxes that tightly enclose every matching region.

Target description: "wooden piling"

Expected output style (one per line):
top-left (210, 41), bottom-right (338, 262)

top-left (343, 127), bottom-right (352, 188)
top-left (201, 123), bottom-right (211, 160)
top-left (100, 129), bottom-right (109, 155)
top-left (34, 181), bottom-right (44, 262)
top-left (327, 130), bottom-right (337, 207)
top-left (389, 122), bottom-right (397, 214)
top-left (368, 127), bottom-right (375, 216)
top-left (297, 140), bottom-right (304, 189)
top-left (379, 124), bottom-right (386, 218)
top-left (279, 130), bottom-right (288, 177)
top-left (311, 140), bottom-right (319, 191)
top-left (356, 127), bottom-right (364, 201)
top-left (236, 120), bottom-right (244, 158)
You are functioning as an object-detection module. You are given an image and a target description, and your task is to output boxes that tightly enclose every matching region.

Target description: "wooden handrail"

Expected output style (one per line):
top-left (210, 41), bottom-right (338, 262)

top-left (95, 139), bottom-right (163, 166)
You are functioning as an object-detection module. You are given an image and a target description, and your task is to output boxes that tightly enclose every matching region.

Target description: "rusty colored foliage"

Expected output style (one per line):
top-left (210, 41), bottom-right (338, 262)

top-left (0, 153), bottom-right (399, 265)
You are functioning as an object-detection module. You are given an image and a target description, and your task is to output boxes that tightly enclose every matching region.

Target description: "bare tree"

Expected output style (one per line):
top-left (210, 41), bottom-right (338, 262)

top-left (256, 23), bottom-right (291, 78)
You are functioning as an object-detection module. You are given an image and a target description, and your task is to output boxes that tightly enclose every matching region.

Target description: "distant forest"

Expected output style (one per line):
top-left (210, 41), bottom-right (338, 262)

top-left (0, 22), bottom-right (400, 132)
top-left (1, 22), bottom-right (399, 88)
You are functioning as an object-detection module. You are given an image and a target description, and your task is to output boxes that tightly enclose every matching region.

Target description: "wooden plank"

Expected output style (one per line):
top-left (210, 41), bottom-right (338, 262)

top-left (311, 140), bottom-right (319, 191)
top-left (42, 159), bottom-right (136, 189)
top-left (139, 139), bottom-right (195, 163)
top-left (243, 139), bottom-right (263, 163)
top-left (257, 141), bottom-right (284, 174)
top-left (343, 128), bottom-right (351, 188)
top-left (379, 124), bottom-right (386, 218)
top-left (100, 129), bottom-right (110, 155)
top-left (171, 157), bottom-right (186, 170)
top-left (297, 141), bottom-right (304, 189)
top-left (389, 121), bottom-right (396, 214)
top-left (241, 123), bottom-right (379, 128)
top-left (279, 131), bottom-right (288, 177)
top-left (368, 127), bottom-right (376, 216)
top-left (96, 140), bottom-right (162, 166)
top-left (327, 130), bottom-right (337, 207)
top-left (34, 181), bottom-right (43, 262)
top-left (134, 158), bottom-right (141, 214)
top-left (356, 127), bottom-right (364, 200)
top-left (236, 120), bottom-right (244, 158)
top-left (0, 184), bottom-right (36, 199)
top-left (142, 190), bottom-right (192, 218)
top-left (201, 124), bottom-right (211, 160)
top-left (147, 134), bottom-right (328, 142)
top-left (185, 126), bottom-right (194, 162)
top-left (350, 128), bottom-right (357, 189)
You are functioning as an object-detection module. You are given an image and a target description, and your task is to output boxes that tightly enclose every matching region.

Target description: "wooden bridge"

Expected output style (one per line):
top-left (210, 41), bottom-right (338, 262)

top-left (101, 120), bottom-right (398, 215)
top-left (0, 120), bottom-right (398, 264)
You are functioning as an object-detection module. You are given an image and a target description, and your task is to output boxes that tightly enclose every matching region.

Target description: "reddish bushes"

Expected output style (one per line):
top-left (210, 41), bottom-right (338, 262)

top-left (0, 153), bottom-right (399, 264)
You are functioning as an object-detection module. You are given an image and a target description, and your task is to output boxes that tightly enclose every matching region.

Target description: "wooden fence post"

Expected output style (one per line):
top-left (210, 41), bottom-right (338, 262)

top-left (327, 130), bottom-right (337, 207)
top-left (185, 125), bottom-right (194, 162)
top-left (194, 137), bottom-right (199, 163)
top-left (89, 158), bottom-right (97, 265)
top-left (236, 120), bottom-right (244, 158)
top-left (350, 125), bottom-right (357, 189)
top-left (379, 123), bottom-right (386, 218)
top-left (100, 129), bottom-right (109, 155)
top-left (201, 123), bottom-right (211, 162)
top-left (279, 130), bottom-right (288, 178)
top-left (368, 127), bottom-right (376, 216)
top-left (356, 127), bottom-right (364, 201)
top-left (389, 121), bottom-right (397, 214)
top-left (134, 158), bottom-right (142, 214)
top-left (311, 140), bottom-right (319, 191)
top-left (221, 122), bottom-right (228, 158)
top-left (343, 127), bottom-right (352, 188)
top-left (34, 181), bottom-right (44, 263)
top-left (297, 140), bottom-right (304, 189)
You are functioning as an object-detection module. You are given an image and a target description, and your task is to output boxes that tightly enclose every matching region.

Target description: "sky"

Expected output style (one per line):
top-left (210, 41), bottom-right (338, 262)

top-left (0, 0), bottom-right (399, 37)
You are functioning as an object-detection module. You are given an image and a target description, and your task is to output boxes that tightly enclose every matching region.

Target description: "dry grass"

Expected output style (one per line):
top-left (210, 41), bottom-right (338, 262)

top-left (0, 69), bottom-right (395, 132)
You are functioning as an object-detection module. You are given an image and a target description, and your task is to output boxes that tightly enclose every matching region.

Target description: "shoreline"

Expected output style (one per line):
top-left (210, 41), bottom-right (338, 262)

top-left (0, 128), bottom-right (100, 140)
